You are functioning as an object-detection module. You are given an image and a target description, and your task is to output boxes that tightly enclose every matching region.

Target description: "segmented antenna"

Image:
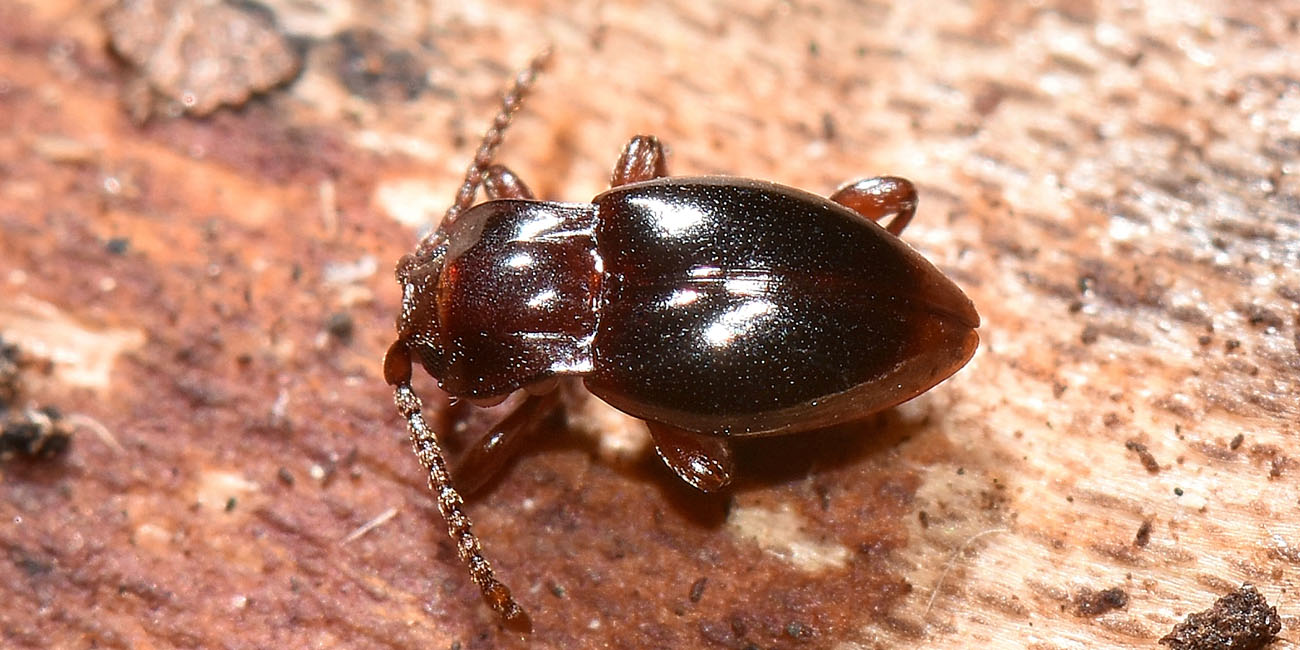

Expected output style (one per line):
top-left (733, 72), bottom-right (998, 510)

top-left (418, 50), bottom-right (551, 254)
top-left (387, 53), bottom-right (552, 632)
top-left (392, 379), bottom-right (531, 632)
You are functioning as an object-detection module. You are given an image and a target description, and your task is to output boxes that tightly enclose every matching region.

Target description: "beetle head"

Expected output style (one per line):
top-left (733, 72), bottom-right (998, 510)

top-left (389, 238), bottom-right (452, 384)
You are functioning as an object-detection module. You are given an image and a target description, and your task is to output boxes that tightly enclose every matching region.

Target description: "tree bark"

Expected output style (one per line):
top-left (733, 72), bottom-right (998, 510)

top-left (0, 1), bottom-right (1296, 648)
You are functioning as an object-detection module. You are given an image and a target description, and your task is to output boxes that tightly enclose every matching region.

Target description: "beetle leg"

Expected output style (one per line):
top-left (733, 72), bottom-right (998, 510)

top-left (645, 421), bottom-right (734, 492)
top-left (829, 176), bottom-right (918, 236)
top-left (441, 390), bottom-right (560, 494)
top-left (610, 135), bottom-right (668, 187)
top-left (483, 164), bottom-right (536, 200)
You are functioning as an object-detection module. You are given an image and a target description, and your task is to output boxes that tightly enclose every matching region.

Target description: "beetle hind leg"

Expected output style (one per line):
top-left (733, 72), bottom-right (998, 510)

top-left (829, 176), bottom-right (918, 235)
top-left (611, 135), bottom-right (668, 187)
top-left (645, 421), bottom-right (734, 492)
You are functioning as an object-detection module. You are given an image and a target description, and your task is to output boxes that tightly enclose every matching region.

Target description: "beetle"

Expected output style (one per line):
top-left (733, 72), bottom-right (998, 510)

top-left (383, 54), bottom-right (979, 632)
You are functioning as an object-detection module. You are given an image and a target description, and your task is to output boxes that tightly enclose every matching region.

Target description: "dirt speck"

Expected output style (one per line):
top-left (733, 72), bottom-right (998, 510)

top-left (0, 336), bottom-right (21, 409)
top-left (1073, 586), bottom-right (1128, 617)
top-left (1125, 440), bottom-right (1160, 473)
top-left (689, 577), bottom-right (708, 603)
top-left (2, 406), bottom-right (72, 461)
top-left (324, 311), bottom-right (355, 345)
top-left (1160, 584), bottom-right (1281, 650)
top-left (1134, 519), bottom-right (1152, 547)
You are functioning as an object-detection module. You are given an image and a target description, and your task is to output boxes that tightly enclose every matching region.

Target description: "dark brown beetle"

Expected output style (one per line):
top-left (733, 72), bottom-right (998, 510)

top-left (383, 54), bottom-right (979, 632)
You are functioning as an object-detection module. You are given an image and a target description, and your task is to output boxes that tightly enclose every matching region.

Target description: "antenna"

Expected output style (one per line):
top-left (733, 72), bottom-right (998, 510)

top-left (418, 49), bottom-right (551, 255)
top-left (384, 341), bottom-right (532, 632)
top-left (387, 52), bottom-right (554, 632)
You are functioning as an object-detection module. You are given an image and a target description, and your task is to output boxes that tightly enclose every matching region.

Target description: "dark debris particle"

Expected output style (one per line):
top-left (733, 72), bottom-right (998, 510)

top-left (105, 236), bottom-right (130, 255)
top-left (1174, 487), bottom-right (1184, 496)
top-left (1125, 440), bottom-right (1161, 473)
top-left (324, 311), bottom-right (354, 344)
top-left (1243, 304), bottom-right (1284, 330)
top-left (1230, 433), bottom-right (1245, 450)
top-left (16, 553), bottom-right (53, 577)
top-left (689, 577), bottom-right (708, 603)
top-left (1073, 586), bottom-right (1129, 617)
top-left (1081, 324), bottom-right (1100, 344)
top-left (820, 112), bottom-right (836, 141)
top-left (0, 337), bottom-right (20, 409)
top-left (1, 407), bottom-right (72, 461)
top-left (1135, 519), bottom-right (1153, 547)
top-left (276, 467), bottom-right (294, 486)
top-left (1160, 585), bottom-right (1281, 650)
top-left (334, 28), bottom-right (429, 102)
top-left (785, 621), bottom-right (814, 639)
top-left (1268, 457), bottom-right (1286, 478)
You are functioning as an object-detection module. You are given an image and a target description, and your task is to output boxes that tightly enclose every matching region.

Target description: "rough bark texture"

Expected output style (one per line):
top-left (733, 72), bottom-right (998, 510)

top-left (1, 1), bottom-right (1297, 648)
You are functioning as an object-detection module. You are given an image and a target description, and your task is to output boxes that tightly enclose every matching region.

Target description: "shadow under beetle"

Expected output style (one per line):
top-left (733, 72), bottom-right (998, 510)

top-left (383, 53), bottom-right (980, 632)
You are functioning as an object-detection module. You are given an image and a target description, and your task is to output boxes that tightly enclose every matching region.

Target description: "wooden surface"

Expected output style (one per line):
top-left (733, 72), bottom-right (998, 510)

top-left (1, 1), bottom-right (1297, 648)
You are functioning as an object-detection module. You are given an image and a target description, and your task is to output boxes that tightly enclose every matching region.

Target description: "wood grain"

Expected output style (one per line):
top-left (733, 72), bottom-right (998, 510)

top-left (0, 1), bottom-right (1296, 648)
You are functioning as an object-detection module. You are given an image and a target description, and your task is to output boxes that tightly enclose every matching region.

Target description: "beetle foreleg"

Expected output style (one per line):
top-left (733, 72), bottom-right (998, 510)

top-left (610, 135), bottom-right (668, 187)
top-left (482, 164), bottom-right (536, 200)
